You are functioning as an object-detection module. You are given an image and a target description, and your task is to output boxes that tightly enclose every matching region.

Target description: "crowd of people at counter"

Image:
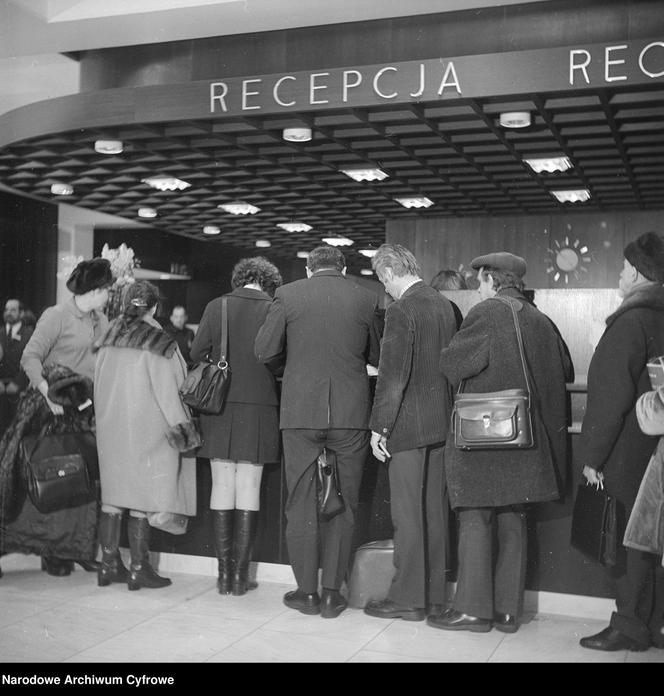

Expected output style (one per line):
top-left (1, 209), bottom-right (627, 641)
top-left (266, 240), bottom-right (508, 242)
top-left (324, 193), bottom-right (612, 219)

top-left (1, 232), bottom-right (664, 654)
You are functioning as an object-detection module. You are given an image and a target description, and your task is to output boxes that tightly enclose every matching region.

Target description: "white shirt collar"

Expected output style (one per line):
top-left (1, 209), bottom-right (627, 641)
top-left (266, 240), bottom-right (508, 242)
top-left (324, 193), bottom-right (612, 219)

top-left (7, 321), bottom-right (21, 338)
top-left (399, 278), bottom-right (421, 299)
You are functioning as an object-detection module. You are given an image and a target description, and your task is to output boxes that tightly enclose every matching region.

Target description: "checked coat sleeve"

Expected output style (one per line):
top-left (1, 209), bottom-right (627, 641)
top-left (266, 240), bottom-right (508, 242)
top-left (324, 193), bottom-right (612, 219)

top-left (369, 302), bottom-right (413, 439)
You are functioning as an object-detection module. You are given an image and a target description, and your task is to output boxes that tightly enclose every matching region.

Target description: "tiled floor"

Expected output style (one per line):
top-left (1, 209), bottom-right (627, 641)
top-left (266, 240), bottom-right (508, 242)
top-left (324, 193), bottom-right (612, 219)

top-left (0, 563), bottom-right (662, 663)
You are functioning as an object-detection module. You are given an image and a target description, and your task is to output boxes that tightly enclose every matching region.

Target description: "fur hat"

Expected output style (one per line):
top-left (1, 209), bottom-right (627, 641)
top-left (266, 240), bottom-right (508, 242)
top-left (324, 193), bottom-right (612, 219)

top-left (43, 364), bottom-right (93, 408)
top-left (66, 258), bottom-right (113, 295)
top-left (624, 231), bottom-right (664, 283)
top-left (470, 252), bottom-right (527, 279)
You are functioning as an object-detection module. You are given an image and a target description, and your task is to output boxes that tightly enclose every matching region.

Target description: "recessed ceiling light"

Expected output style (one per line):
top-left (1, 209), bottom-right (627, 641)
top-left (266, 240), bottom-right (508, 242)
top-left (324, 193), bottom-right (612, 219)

top-left (203, 225), bottom-right (220, 235)
top-left (138, 207), bottom-right (157, 218)
top-left (50, 183), bottom-right (73, 195)
top-left (255, 240), bottom-right (271, 248)
top-left (218, 202), bottom-right (261, 215)
top-left (340, 167), bottom-right (389, 182)
top-left (525, 156), bottom-right (572, 173)
top-left (277, 222), bottom-right (312, 233)
top-left (296, 251), bottom-right (310, 258)
top-left (321, 236), bottom-right (354, 247)
top-left (94, 140), bottom-right (123, 155)
top-left (142, 176), bottom-right (191, 192)
top-left (359, 249), bottom-right (378, 258)
top-left (360, 269), bottom-right (374, 276)
top-left (283, 127), bottom-right (312, 142)
top-left (395, 197), bottom-right (434, 209)
top-left (551, 189), bottom-right (591, 203)
top-left (499, 111), bottom-right (531, 128)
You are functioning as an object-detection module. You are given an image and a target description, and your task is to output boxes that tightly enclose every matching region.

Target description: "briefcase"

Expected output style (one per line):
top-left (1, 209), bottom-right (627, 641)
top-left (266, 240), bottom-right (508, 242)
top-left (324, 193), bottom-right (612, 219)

top-left (570, 481), bottom-right (617, 567)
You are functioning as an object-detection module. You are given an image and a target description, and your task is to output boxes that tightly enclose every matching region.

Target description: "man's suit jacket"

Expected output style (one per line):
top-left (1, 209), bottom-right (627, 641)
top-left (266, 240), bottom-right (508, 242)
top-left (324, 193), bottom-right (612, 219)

top-left (0, 322), bottom-right (33, 388)
top-left (255, 269), bottom-right (380, 430)
top-left (370, 281), bottom-right (457, 454)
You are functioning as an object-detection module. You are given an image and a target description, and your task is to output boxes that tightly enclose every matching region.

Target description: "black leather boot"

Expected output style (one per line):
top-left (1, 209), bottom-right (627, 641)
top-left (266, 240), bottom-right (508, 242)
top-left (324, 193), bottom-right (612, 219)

top-left (212, 510), bottom-right (234, 595)
top-left (97, 511), bottom-right (129, 587)
top-left (127, 516), bottom-right (171, 591)
top-left (231, 509), bottom-right (258, 596)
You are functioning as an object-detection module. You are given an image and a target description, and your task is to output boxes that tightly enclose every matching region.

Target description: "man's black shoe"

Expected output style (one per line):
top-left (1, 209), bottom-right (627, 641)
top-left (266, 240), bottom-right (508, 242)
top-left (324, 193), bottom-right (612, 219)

top-left (426, 608), bottom-right (492, 633)
top-left (283, 589), bottom-right (321, 615)
top-left (579, 626), bottom-right (649, 652)
top-left (364, 598), bottom-right (426, 621)
top-left (320, 589), bottom-right (347, 619)
top-left (494, 612), bottom-right (519, 633)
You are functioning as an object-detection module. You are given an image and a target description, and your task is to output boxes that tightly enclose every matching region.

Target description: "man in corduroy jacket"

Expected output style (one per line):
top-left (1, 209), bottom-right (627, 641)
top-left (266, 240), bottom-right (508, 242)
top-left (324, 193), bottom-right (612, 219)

top-left (364, 243), bottom-right (457, 622)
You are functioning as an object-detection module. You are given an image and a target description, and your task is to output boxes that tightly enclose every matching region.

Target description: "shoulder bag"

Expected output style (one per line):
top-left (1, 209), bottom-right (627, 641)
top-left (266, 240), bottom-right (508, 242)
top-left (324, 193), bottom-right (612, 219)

top-left (317, 448), bottom-right (345, 522)
top-left (452, 296), bottom-right (534, 450)
top-left (21, 423), bottom-right (96, 513)
top-left (180, 296), bottom-right (231, 415)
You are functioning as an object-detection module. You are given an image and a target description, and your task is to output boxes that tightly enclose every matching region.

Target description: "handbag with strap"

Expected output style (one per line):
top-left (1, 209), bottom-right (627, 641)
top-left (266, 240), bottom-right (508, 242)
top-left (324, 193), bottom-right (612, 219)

top-left (317, 448), bottom-right (345, 522)
top-left (570, 480), bottom-right (617, 567)
top-left (21, 423), bottom-right (96, 514)
top-left (180, 295), bottom-right (231, 415)
top-left (452, 296), bottom-right (534, 450)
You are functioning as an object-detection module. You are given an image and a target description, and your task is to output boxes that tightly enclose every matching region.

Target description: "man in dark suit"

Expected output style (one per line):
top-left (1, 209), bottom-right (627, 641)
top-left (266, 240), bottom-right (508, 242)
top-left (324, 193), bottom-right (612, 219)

top-left (255, 246), bottom-right (380, 618)
top-left (163, 305), bottom-right (195, 365)
top-left (0, 298), bottom-right (33, 433)
top-left (363, 244), bottom-right (457, 622)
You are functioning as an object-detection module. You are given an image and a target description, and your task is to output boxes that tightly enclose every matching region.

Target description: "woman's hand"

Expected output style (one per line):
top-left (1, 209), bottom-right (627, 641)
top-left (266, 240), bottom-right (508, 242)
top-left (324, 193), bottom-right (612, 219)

top-left (38, 379), bottom-right (64, 416)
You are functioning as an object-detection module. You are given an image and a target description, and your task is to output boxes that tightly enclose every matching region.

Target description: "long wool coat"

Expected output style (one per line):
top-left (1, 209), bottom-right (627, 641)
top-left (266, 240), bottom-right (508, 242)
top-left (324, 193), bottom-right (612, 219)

top-left (440, 288), bottom-right (573, 509)
top-left (580, 283), bottom-right (664, 536)
top-left (94, 317), bottom-right (199, 514)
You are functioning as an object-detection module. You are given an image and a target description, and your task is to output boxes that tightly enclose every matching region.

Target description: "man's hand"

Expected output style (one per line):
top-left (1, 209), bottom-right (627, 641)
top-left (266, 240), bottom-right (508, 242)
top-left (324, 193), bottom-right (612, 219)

top-left (582, 465), bottom-right (604, 486)
top-left (371, 431), bottom-right (391, 462)
top-left (38, 379), bottom-right (64, 416)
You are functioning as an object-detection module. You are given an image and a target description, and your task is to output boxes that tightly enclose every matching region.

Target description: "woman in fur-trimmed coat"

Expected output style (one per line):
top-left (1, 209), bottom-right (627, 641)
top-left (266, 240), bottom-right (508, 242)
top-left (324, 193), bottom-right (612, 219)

top-left (93, 280), bottom-right (200, 591)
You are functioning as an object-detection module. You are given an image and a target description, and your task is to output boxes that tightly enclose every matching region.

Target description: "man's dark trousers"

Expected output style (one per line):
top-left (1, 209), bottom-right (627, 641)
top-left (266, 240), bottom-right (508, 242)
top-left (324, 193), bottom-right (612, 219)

top-left (387, 444), bottom-right (448, 609)
top-left (282, 428), bottom-right (369, 594)
top-left (453, 505), bottom-right (527, 619)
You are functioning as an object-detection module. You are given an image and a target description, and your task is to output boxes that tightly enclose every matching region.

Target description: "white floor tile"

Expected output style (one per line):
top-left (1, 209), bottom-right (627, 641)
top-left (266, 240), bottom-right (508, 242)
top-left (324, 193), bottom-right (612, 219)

top-left (0, 592), bottom-right (67, 628)
top-left (625, 648), bottom-right (664, 663)
top-left (363, 619), bottom-right (505, 662)
top-left (207, 628), bottom-right (366, 662)
top-left (349, 650), bottom-right (441, 663)
top-left (488, 615), bottom-right (628, 663)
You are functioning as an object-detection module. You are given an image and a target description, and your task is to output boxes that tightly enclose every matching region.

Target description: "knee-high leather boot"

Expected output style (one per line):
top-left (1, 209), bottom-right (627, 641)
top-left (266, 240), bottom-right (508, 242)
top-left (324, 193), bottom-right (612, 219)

top-left (98, 511), bottom-right (129, 586)
top-left (127, 516), bottom-right (171, 591)
top-left (231, 509), bottom-right (258, 596)
top-left (212, 510), bottom-right (234, 595)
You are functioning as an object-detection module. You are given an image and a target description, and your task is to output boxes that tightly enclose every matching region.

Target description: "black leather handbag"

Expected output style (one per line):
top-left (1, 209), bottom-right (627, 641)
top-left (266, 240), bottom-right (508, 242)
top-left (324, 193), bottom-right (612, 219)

top-left (317, 449), bottom-right (345, 522)
top-left (452, 296), bottom-right (534, 450)
top-left (21, 425), bottom-right (96, 514)
top-left (180, 295), bottom-right (231, 415)
top-left (570, 480), bottom-right (617, 567)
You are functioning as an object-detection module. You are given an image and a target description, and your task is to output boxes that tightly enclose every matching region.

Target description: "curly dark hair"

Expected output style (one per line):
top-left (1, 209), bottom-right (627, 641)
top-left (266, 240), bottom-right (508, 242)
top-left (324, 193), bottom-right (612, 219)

top-left (231, 256), bottom-right (283, 297)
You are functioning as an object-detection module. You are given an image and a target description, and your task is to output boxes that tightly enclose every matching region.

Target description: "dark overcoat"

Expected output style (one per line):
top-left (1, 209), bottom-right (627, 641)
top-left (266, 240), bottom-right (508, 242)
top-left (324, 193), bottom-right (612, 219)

top-left (440, 288), bottom-right (573, 509)
top-left (580, 283), bottom-right (664, 535)
top-left (369, 281), bottom-right (457, 454)
top-left (255, 269), bottom-right (380, 430)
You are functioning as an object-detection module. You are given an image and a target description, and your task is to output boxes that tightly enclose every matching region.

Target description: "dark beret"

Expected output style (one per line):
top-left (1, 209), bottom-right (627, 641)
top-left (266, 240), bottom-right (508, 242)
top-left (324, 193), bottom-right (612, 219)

top-left (66, 258), bottom-right (113, 295)
top-left (470, 252), bottom-right (527, 279)
top-left (624, 231), bottom-right (664, 283)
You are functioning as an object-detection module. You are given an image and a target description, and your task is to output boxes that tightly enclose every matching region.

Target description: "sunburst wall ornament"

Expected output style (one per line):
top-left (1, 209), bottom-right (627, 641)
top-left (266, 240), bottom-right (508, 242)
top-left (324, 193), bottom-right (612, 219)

top-left (545, 235), bottom-right (593, 285)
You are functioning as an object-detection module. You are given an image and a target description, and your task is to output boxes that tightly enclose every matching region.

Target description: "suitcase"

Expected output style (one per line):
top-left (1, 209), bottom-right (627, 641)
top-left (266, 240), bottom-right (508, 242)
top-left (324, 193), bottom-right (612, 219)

top-left (347, 539), bottom-right (395, 608)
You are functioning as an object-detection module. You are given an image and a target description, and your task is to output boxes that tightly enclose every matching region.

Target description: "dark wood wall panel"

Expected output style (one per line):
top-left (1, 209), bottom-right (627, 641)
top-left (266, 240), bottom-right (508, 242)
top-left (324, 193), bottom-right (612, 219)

top-left (0, 190), bottom-right (58, 317)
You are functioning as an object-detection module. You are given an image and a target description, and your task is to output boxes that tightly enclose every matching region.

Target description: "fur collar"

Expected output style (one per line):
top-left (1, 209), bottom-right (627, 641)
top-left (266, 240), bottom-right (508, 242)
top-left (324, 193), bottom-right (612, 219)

top-left (94, 318), bottom-right (177, 358)
top-left (607, 283), bottom-right (664, 327)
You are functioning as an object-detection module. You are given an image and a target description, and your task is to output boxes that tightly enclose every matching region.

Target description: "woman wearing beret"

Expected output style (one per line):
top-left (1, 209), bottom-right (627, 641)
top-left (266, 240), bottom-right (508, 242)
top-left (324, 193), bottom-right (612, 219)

top-left (190, 257), bottom-right (282, 596)
top-left (94, 280), bottom-right (200, 590)
top-left (1, 258), bottom-right (113, 577)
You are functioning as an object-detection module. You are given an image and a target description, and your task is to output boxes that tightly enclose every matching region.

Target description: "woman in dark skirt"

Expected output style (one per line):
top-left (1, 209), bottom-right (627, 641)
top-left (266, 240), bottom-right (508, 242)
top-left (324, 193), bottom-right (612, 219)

top-left (191, 257), bottom-right (283, 596)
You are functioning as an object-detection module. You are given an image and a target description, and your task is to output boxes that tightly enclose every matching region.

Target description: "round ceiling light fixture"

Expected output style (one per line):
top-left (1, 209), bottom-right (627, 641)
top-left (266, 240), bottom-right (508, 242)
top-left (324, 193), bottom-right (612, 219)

top-left (255, 240), bottom-right (271, 248)
top-left (321, 236), bottom-right (354, 247)
top-left (94, 140), bottom-right (123, 155)
top-left (499, 111), bottom-right (531, 128)
top-left (277, 222), bottom-right (312, 233)
top-left (50, 183), bottom-right (73, 196)
top-left (203, 225), bottom-right (221, 235)
top-left (138, 207), bottom-right (157, 218)
top-left (218, 202), bottom-right (261, 215)
top-left (283, 127), bottom-right (312, 142)
top-left (296, 251), bottom-right (310, 259)
top-left (359, 249), bottom-right (378, 258)
top-left (360, 269), bottom-right (374, 276)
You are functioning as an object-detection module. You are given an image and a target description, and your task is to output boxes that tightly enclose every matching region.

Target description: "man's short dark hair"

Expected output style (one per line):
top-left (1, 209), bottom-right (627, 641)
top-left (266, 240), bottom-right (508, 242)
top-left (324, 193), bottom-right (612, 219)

top-left (307, 246), bottom-right (345, 273)
top-left (480, 267), bottom-right (525, 293)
